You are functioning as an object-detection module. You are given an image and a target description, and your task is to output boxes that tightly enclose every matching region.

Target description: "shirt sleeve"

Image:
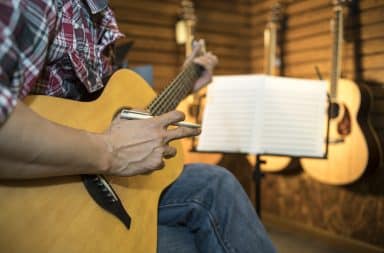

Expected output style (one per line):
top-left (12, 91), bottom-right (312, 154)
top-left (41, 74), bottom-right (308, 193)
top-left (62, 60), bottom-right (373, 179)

top-left (0, 0), bottom-right (57, 124)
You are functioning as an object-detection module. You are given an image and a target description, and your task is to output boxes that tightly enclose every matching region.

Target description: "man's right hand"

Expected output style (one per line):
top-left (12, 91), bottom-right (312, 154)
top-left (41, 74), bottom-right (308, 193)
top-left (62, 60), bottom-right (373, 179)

top-left (99, 110), bottom-right (200, 176)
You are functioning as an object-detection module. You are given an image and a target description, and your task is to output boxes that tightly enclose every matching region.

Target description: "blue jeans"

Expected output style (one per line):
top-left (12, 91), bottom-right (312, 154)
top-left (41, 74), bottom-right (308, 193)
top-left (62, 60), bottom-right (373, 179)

top-left (157, 163), bottom-right (276, 253)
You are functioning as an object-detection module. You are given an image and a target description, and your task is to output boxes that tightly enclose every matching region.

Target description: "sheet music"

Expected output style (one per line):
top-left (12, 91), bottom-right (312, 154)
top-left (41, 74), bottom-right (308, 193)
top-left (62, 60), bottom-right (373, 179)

top-left (197, 75), bottom-right (265, 153)
top-left (197, 75), bottom-right (327, 157)
top-left (258, 76), bottom-right (327, 157)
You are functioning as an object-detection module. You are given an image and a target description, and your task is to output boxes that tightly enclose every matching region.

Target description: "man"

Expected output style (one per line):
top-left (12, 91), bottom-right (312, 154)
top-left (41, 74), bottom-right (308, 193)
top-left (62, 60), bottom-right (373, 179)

top-left (0, 0), bottom-right (276, 252)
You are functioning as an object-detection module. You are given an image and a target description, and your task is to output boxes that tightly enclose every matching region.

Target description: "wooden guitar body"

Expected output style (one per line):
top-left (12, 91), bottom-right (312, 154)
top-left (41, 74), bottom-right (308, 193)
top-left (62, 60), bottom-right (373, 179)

top-left (0, 70), bottom-right (184, 253)
top-left (300, 78), bottom-right (381, 185)
top-left (260, 2), bottom-right (292, 173)
top-left (259, 156), bottom-right (292, 172)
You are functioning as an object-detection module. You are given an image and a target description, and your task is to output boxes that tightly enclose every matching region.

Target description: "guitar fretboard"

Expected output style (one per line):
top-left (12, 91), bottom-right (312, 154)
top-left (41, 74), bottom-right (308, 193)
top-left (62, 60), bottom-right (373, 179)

top-left (330, 5), bottom-right (344, 100)
top-left (146, 63), bottom-right (204, 115)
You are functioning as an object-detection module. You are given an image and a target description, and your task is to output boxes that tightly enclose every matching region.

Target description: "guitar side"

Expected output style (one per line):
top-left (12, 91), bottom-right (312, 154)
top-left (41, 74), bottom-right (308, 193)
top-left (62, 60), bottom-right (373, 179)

top-left (0, 69), bottom-right (183, 253)
top-left (300, 79), bottom-right (380, 185)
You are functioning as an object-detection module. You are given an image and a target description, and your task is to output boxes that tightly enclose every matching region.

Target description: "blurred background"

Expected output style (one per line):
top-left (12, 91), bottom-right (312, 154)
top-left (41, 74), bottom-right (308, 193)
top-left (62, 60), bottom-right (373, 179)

top-left (109, 1), bottom-right (384, 252)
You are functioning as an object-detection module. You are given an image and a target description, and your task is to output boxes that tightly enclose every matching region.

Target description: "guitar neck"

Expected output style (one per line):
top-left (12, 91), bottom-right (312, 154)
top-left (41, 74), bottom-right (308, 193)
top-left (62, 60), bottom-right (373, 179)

top-left (185, 20), bottom-right (196, 56)
top-left (264, 2), bottom-right (283, 76)
top-left (146, 63), bottom-right (204, 115)
top-left (181, 0), bottom-right (196, 56)
top-left (264, 23), bottom-right (278, 75)
top-left (330, 4), bottom-right (344, 100)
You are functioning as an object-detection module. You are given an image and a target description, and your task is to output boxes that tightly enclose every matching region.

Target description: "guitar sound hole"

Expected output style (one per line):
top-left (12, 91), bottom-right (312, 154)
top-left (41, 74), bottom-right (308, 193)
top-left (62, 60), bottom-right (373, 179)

top-left (337, 104), bottom-right (351, 137)
top-left (329, 102), bottom-right (340, 119)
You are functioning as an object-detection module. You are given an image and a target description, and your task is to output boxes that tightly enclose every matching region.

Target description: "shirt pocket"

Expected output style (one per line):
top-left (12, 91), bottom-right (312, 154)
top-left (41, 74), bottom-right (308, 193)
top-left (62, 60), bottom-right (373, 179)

top-left (65, 5), bottom-right (103, 93)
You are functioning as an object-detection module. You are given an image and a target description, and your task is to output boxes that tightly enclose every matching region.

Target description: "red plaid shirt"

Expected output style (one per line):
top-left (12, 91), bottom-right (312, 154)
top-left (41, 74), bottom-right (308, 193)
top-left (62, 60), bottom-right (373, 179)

top-left (0, 0), bottom-right (124, 124)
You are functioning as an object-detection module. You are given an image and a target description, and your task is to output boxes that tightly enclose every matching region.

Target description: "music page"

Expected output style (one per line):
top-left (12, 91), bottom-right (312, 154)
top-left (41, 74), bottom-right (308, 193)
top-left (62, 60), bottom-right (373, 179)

top-left (197, 75), bottom-right (327, 157)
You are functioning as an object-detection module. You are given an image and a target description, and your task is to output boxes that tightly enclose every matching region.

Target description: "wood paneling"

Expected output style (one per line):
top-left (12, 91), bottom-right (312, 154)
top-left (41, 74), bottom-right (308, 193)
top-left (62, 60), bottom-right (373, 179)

top-left (110, 0), bottom-right (252, 91)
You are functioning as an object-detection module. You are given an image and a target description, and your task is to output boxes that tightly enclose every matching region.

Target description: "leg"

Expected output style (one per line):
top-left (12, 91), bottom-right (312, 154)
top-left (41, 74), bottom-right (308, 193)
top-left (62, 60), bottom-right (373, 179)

top-left (157, 163), bottom-right (276, 253)
top-left (157, 225), bottom-right (199, 253)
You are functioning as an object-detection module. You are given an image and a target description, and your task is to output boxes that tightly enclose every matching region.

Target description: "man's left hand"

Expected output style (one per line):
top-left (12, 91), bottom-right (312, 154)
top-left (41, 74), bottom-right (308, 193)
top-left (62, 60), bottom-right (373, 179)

top-left (184, 39), bottom-right (219, 93)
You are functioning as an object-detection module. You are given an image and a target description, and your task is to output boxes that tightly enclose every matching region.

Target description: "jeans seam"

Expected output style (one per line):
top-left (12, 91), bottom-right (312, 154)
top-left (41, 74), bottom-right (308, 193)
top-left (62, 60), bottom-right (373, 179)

top-left (159, 200), bottom-right (237, 253)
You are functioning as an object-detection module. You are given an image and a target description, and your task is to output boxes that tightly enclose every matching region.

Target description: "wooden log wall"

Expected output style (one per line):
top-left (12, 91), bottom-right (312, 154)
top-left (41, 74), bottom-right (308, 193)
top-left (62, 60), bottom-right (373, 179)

top-left (109, 0), bottom-right (252, 90)
top-left (109, 0), bottom-right (384, 249)
top-left (250, 0), bottom-right (384, 249)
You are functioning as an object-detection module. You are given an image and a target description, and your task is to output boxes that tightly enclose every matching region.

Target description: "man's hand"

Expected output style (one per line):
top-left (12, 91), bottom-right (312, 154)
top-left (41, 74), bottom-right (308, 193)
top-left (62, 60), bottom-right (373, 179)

top-left (101, 110), bottom-right (200, 176)
top-left (184, 39), bottom-right (219, 93)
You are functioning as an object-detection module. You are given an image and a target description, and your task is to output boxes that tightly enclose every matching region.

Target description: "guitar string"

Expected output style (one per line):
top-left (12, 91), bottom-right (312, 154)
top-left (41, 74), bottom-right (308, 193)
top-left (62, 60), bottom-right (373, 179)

top-left (160, 64), bottom-right (196, 113)
top-left (153, 63), bottom-right (197, 114)
top-left (148, 63), bottom-right (199, 115)
top-left (151, 62), bottom-right (200, 115)
top-left (167, 63), bottom-right (201, 111)
top-left (147, 63), bottom-right (194, 114)
top-left (160, 64), bottom-right (199, 114)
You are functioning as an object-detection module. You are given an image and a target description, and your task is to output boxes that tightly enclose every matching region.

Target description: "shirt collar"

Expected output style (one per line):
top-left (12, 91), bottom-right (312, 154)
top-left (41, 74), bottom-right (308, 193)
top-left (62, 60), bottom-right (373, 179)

top-left (84, 0), bottom-right (108, 14)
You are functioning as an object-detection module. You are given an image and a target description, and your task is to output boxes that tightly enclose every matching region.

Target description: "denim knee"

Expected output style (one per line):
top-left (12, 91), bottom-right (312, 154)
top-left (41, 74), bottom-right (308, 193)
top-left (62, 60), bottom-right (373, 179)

top-left (183, 163), bottom-right (245, 199)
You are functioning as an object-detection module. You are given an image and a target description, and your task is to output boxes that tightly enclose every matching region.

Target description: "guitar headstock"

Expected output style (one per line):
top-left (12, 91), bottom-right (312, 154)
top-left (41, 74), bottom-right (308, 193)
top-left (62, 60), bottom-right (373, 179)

top-left (180, 0), bottom-right (197, 27)
top-left (176, 0), bottom-right (198, 55)
top-left (332, 0), bottom-right (352, 8)
top-left (268, 2), bottom-right (284, 25)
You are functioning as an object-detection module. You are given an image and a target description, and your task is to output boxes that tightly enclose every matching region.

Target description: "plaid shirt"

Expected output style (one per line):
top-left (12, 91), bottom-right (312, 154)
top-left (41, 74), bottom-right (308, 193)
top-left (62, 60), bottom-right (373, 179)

top-left (0, 0), bottom-right (123, 124)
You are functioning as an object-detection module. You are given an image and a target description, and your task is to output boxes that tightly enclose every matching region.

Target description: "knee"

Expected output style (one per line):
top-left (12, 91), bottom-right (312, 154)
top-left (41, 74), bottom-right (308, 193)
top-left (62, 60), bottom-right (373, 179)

top-left (184, 163), bottom-right (244, 196)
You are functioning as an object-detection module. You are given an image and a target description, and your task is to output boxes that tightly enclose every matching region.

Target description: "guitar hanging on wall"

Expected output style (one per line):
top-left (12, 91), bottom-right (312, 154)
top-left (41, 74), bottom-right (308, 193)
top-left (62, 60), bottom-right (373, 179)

top-left (176, 0), bottom-right (200, 152)
top-left (260, 1), bottom-right (294, 173)
top-left (176, 0), bottom-right (221, 164)
top-left (300, 0), bottom-right (382, 185)
top-left (176, 0), bottom-right (197, 57)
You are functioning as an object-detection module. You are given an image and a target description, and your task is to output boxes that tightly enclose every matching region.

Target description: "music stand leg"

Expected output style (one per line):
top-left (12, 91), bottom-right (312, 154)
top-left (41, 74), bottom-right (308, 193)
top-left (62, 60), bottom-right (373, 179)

top-left (253, 154), bottom-right (265, 218)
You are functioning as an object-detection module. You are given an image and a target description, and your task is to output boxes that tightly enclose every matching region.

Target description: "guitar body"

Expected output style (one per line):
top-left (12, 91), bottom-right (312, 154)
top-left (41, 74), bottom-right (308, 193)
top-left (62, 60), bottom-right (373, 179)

top-left (300, 78), bottom-right (381, 185)
top-left (260, 2), bottom-right (292, 173)
top-left (0, 70), bottom-right (184, 253)
top-left (260, 156), bottom-right (291, 172)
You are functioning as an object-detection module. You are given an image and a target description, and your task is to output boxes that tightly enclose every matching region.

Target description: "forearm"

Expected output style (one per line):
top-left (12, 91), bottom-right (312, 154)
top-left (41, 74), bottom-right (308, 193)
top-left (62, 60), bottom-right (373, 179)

top-left (0, 101), bottom-right (109, 179)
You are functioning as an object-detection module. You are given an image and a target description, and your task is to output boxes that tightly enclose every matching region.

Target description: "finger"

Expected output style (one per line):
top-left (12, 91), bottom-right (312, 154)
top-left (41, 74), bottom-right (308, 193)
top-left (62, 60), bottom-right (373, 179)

top-left (193, 54), bottom-right (218, 71)
top-left (192, 39), bottom-right (204, 53)
top-left (163, 145), bottom-right (177, 159)
top-left (154, 110), bottom-right (185, 127)
top-left (184, 41), bottom-right (202, 65)
top-left (164, 126), bottom-right (201, 143)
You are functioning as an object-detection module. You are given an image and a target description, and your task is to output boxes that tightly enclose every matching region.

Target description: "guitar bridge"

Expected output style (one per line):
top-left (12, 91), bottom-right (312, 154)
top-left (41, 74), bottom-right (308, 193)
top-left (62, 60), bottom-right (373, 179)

top-left (82, 174), bottom-right (131, 229)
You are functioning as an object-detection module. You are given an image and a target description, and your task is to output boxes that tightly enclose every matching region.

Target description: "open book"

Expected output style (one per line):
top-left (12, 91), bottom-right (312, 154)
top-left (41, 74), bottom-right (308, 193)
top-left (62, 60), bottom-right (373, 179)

top-left (197, 75), bottom-right (327, 157)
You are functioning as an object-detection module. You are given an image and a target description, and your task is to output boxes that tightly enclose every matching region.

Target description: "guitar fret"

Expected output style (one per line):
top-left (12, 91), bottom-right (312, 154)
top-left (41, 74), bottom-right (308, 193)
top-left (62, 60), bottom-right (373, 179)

top-left (147, 63), bottom-right (202, 115)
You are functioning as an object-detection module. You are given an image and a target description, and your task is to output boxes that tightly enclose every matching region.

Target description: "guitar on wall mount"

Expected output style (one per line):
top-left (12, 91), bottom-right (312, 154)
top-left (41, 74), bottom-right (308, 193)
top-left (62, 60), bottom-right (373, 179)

top-left (176, 0), bottom-right (220, 164)
top-left (260, 1), bottom-right (293, 173)
top-left (300, 0), bottom-right (382, 185)
top-left (0, 61), bottom-right (206, 252)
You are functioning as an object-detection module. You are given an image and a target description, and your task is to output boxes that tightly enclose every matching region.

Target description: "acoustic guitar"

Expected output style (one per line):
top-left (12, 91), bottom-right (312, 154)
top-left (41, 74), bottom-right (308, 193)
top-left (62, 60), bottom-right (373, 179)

top-left (300, 0), bottom-right (382, 185)
top-left (260, 1), bottom-right (293, 173)
top-left (0, 61), bottom-right (205, 252)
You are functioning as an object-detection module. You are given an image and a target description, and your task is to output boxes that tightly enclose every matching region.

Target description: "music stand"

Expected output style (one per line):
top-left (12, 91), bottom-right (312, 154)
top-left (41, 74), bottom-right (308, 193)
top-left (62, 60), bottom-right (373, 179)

top-left (190, 94), bottom-right (331, 218)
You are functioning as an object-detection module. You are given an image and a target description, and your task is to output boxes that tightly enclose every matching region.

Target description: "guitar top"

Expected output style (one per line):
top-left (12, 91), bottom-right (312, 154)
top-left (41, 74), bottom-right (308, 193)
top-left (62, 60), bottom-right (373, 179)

top-left (0, 65), bottom-right (204, 252)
